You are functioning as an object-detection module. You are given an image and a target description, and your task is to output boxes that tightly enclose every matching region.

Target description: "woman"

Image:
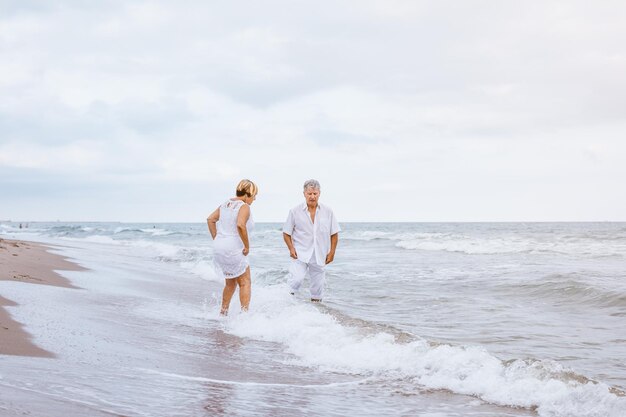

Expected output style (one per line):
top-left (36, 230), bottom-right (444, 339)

top-left (207, 179), bottom-right (258, 315)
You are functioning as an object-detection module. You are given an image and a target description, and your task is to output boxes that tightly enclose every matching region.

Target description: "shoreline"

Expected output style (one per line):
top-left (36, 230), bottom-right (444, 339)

top-left (0, 238), bottom-right (85, 357)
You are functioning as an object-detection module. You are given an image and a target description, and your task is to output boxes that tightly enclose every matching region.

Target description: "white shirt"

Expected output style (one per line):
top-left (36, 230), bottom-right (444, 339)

top-left (283, 202), bottom-right (341, 265)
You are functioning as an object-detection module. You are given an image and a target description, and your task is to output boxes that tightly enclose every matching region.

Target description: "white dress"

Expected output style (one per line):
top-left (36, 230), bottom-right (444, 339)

top-left (213, 199), bottom-right (254, 279)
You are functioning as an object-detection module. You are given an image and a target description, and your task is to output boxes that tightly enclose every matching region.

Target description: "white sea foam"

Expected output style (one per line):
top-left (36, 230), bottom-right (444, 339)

top-left (126, 239), bottom-right (182, 258)
top-left (60, 234), bottom-right (188, 262)
top-left (343, 230), bottom-right (394, 241)
top-left (79, 235), bottom-right (119, 245)
top-left (392, 233), bottom-right (626, 257)
top-left (395, 235), bottom-right (531, 254)
top-left (225, 287), bottom-right (626, 417)
top-left (139, 228), bottom-right (174, 236)
top-left (180, 259), bottom-right (219, 282)
top-left (139, 369), bottom-right (369, 388)
top-left (53, 227), bottom-right (218, 282)
top-left (342, 227), bottom-right (626, 257)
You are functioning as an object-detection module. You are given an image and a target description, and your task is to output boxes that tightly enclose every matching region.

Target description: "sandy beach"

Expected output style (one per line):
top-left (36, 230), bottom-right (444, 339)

top-left (0, 238), bottom-right (83, 357)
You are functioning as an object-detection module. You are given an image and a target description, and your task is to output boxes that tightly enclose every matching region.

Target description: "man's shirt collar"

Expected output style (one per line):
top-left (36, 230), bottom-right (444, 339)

top-left (301, 203), bottom-right (322, 211)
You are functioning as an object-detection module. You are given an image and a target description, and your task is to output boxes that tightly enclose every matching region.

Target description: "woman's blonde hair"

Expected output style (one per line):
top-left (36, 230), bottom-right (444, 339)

top-left (236, 179), bottom-right (258, 197)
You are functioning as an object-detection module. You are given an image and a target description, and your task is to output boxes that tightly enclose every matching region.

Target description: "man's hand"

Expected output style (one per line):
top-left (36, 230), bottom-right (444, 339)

top-left (242, 247), bottom-right (249, 256)
top-left (325, 251), bottom-right (335, 264)
top-left (284, 233), bottom-right (297, 260)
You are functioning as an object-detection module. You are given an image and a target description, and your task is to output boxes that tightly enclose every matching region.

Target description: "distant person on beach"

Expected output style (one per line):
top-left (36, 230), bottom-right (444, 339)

top-left (283, 179), bottom-right (340, 302)
top-left (207, 179), bottom-right (258, 315)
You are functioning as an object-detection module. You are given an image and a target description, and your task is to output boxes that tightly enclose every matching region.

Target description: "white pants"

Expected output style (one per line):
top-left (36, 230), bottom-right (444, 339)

top-left (287, 251), bottom-right (326, 299)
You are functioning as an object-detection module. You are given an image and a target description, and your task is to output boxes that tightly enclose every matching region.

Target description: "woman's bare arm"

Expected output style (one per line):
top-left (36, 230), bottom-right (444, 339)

top-left (236, 204), bottom-right (251, 255)
top-left (207, 207), bottom-right (220, 239)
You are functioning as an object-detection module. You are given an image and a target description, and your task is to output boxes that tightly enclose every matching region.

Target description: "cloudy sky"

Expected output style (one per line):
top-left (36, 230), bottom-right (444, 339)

top-left (1, 1), bottom-right (625, 222)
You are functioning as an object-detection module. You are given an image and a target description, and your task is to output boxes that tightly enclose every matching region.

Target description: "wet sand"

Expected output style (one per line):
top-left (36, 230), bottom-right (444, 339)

top-left (0, 238), bottom-right (84, 357)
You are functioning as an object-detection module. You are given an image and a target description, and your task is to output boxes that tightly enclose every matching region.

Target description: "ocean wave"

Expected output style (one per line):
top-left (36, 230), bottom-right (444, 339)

top-left (394, 234), bottom-right (626, 257)
top-left (395, 236), bottom-right (531, 254)
top-left (252, 228), bottom-right (283, 237)
top-left (0, 223), bottom-right (22, 232)
top-left (341, 227), bottom-right (626, 257)
top-left (224, 288), bottom-right (625, 417)
top-left (61, 234), bottom-right (191, 261)
top-left (180, 259), bottom-right (219, 282)
top-left (139, 228), bottom-right (175, 236)
top-left (47, 225), bottom-right (99, 236)
top-left (49, 225), bottom-right (216, 282)
top-left (342, 231), bottom-right (395, 241)
top-left (113, 227), bottom-right (145, 234)
top-left (498, 274), bottom-right (626, 309)
top-left (81, 235), bottom-right (119, 244)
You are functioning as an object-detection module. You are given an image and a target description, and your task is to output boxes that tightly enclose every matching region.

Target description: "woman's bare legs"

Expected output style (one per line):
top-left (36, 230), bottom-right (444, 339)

top-left (220, 278), bottom-right (237, 315)
top-left (220, 267), bottom-right (251, 315)
top-left (237, 267), bottom-right (251, 312)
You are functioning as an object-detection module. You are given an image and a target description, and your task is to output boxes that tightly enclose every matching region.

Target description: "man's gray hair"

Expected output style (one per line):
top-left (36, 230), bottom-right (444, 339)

top-left (303, 179), bottom-right (321, 191)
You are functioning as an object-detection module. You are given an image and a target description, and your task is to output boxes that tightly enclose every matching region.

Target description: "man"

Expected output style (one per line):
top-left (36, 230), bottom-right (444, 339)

top-left (283, 179), bottom-right (340, 302)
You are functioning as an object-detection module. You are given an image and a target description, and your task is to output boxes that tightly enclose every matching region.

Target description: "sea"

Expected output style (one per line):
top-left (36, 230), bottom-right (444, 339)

top-left (0, 221), bottom-right (625, 417)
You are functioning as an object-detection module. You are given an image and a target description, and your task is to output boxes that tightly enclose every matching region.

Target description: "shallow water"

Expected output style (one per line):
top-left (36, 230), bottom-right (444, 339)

top-left (1, 221), bottom-right (625, 416)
